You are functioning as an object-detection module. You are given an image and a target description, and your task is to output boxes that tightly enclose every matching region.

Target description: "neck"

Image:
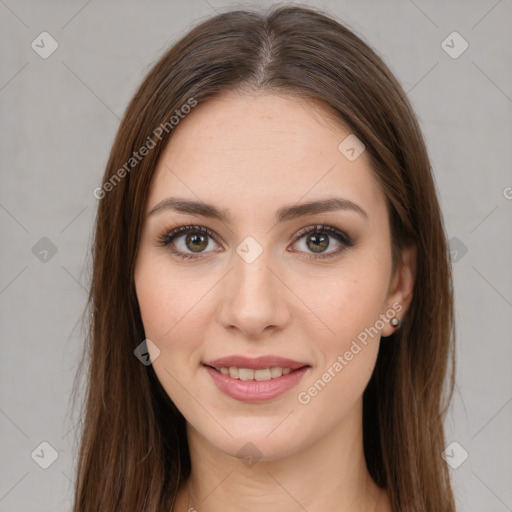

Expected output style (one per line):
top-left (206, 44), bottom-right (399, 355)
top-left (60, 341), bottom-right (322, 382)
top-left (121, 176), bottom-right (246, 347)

top-left (173, 399), bottom-right (391, 512)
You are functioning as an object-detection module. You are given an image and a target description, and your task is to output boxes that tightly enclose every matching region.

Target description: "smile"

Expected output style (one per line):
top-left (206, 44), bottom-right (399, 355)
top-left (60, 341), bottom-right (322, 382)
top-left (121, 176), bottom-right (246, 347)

top-left (202, 355), bottom-right (311, 402)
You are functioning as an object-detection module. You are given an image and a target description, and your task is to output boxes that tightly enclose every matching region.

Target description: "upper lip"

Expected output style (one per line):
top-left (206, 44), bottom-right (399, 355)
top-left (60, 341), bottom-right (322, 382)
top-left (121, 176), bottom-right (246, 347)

top-left (203, 355), bottom-right (309, 370)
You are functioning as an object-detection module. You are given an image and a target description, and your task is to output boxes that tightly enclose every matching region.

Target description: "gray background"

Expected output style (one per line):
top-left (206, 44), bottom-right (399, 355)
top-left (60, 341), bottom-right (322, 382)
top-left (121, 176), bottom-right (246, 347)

top-left (1, 0), bottom-right (511, 510)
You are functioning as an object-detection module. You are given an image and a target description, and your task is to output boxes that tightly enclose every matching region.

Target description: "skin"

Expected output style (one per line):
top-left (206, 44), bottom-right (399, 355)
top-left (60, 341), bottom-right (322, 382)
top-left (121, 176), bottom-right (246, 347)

top-left (134, 91), bottom-right (416, 512)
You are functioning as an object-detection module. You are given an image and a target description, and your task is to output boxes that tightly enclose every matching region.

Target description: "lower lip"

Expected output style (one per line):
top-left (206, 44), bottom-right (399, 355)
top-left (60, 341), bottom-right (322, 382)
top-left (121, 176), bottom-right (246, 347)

top-left (204, 365), bottom-right (310, 402)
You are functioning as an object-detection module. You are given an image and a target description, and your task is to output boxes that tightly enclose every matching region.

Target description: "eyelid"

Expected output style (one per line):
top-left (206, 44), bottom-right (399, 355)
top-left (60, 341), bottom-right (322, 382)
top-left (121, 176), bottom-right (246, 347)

top-left (289, 223), bottom-right (354, 260)
top-left (157, 223), bottom-right (354, 260)
top-left (293, 223), bottom-right (353, 245)
top-left (159, 224), bottom-right (219, 245)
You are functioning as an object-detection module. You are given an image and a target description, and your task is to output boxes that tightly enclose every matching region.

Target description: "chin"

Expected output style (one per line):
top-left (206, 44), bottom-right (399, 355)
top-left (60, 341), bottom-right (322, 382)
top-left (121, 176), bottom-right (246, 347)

top-left (187, 413), bottom-right (316, 464)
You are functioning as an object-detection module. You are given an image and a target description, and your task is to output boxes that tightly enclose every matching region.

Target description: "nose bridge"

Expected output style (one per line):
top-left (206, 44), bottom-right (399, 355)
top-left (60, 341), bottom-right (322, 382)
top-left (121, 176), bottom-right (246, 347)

top-left (233, 238), bottom-right (276, 308)
top-left (219, 236), bottom-right (289, 335)
top-left (235, 241), bottom-right (273, 296)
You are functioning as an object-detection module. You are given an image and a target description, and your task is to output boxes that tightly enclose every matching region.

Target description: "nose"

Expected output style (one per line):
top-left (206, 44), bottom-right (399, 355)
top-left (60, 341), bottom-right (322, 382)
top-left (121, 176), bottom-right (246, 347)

top-left (217, 244), bottom-right (291, 339)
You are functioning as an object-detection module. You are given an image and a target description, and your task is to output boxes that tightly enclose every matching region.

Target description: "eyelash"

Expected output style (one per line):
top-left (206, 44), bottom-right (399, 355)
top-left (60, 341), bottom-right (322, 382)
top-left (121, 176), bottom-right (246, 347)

top-left (157, 223), bottom-right (354, 261)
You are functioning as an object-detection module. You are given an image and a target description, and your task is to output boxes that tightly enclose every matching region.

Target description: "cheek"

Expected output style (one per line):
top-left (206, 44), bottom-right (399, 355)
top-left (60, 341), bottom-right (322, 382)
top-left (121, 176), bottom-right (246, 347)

top-left (135, 255), bottom-right (196, 362)
top-left (294, 276), bottom-right (385, 422)
top-left (136, 252), bottom-right (204, 337)
top-left (297, 259), bottom-right (389, 342)
top-left (293, 256), bottom-right (390, 407)
top-left (135, 258), bottom-right (206, 404)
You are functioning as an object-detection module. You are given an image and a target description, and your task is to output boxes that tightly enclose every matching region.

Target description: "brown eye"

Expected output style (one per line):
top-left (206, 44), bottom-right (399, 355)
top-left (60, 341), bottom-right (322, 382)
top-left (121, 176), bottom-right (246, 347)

top-left (159, 225), bottom-right (221, 260)
top-left (291, 224), bottom-right (354, 260)
top-left (186, 232), bottom-right (209, 252)
top-left (306, 232), bottom-right (330, 253)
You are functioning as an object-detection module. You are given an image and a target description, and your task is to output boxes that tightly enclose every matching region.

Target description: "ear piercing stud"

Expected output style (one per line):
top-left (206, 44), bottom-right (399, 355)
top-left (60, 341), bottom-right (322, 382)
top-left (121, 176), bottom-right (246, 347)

top-left (391, 317), bottom-right (400, 328)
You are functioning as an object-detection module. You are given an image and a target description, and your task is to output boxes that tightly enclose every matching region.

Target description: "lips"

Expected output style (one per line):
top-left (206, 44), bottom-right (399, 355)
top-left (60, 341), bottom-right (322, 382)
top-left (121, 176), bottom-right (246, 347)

top-left (202, 355), bottom-right (311, 402)
top-left (203, 355), bottom-right (308, 371)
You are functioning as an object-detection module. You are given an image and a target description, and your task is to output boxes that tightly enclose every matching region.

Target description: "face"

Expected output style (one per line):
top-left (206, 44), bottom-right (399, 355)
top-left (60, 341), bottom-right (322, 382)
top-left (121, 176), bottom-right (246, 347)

top-left (134, 91), bottom-right (415, 461)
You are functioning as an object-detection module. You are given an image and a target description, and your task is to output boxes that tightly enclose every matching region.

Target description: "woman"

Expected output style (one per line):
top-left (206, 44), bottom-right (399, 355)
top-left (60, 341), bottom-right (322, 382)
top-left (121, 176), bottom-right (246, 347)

top-left (73, 5), bottom-right (456, 511)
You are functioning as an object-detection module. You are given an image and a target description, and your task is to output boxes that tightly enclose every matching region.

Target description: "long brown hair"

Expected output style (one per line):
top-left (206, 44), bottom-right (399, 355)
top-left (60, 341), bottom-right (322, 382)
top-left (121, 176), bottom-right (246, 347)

top-left (72, 5), bottom-right (456, 511)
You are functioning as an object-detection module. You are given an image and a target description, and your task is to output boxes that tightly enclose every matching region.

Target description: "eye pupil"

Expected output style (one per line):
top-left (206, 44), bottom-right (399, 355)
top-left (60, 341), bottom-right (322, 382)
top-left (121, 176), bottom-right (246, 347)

top-left (307, 233), bottom-right (329, 253)
top-left (187, 233), bottom-right (208, 252)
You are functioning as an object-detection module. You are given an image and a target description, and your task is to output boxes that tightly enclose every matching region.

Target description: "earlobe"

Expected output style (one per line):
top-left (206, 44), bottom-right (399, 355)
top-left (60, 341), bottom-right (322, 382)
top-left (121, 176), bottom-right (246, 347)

top-left (381, 243), bottom-right (417, 337)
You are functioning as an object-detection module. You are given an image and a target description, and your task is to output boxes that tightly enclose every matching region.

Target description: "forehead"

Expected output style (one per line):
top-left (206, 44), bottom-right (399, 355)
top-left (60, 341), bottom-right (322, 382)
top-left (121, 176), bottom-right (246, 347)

top-left (147, 91), bottom-right (385, 221)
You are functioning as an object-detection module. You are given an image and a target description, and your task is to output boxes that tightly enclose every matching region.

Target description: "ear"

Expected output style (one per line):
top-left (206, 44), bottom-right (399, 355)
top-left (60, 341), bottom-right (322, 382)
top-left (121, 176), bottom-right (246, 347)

top-left (380, 243), bottom-right (417, 337)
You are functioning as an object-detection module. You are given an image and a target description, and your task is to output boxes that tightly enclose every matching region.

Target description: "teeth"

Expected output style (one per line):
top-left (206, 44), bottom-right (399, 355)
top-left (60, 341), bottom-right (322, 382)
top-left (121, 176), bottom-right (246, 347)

top-left (215, 366), bottom-right (295, 380)
top-left (254, 368), bottom-right (271, 381)
top-left (238, 368), bottom-right (254, 380)
top-left (270, 367), bottom-right (283, 378)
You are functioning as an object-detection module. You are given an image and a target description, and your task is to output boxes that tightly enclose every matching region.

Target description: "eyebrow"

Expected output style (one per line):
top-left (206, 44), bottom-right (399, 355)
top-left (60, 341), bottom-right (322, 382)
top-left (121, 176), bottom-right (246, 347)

top-left (148, 196), bottom-right (368, 222)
